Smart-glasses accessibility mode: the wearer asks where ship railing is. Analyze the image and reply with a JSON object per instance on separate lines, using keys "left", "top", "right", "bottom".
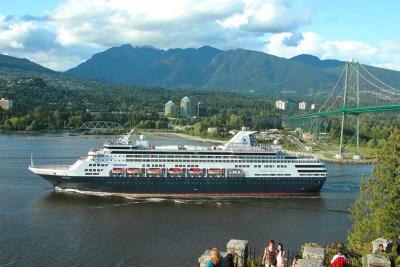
{"left": 224, "top": 144, "right": 281, "bottom": 153}
{"left": 104, "top": 140, "right": 137, "bottom": 146}
{"left": 31, "top": 165, "right": 70, "bottom": 170}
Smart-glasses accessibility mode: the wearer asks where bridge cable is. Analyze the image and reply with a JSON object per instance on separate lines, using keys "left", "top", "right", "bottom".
{"left": 319, "top": 65, "right": 346, "bottom": 112}
{"left": 359, "top": 63, "right": 400, "bottom": 93}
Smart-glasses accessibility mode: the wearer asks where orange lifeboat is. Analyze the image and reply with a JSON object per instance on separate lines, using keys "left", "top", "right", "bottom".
{"left": 189, "top": 167, "right": 203, "bottom": 174}
{"left": 208, "top": 168, "right": 222, "bottom": 174}
{"left": 127, "top": 168, "right": 141, "bottom": 174}
{"left": 112, "top": 168, "right": 125, "bottom": 174}
{"left": 168, "top": 168, "right": 182, "bottom": 174}
{"left": 147, "top": 168, "right": 162, "bottom": 174}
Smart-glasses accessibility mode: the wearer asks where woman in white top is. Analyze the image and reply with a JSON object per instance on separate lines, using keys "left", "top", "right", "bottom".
{"left": 276, "top": 243, "right": 287, "bottom": 267}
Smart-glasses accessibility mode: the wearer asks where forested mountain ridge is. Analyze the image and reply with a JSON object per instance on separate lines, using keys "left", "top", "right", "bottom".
{"left": 2, "top": 45, "right": 400, "bottom": 97}
{"left": 66, "top": 44, "right": 400, "bottom": 95}
{"left": 0, "top": 54, "right": 55, "bottom": 74}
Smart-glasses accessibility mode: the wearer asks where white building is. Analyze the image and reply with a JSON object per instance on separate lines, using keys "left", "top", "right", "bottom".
{"left": 311, "top": 103, "right": 317, "bottom": 110}
{"left": 0, "top": 98, "right": 13, "bottom": 110}
{"left": 275, "top": 100, "right": 295, "bottom": 111}
{"left": 299, "top": 101, "right": 307, "bottom": 110}
{"left": 164, "top": 100, "right": 176, "bottom": 116}
{"left": 275, "top": 100, "right": 285, "bottom": 110}
{"left": 180, "top": 96, "right": 192, "bottom": 117}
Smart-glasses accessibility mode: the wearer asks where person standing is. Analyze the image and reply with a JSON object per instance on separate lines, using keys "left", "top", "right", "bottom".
{"left": 330, "top": 248, "right": 347, "bottom": 267}
{"left": 276, "top": 243, "right": 287, "bottom": 267}
{"left": 263, "top": 240, "right": 277, "bottom": 267}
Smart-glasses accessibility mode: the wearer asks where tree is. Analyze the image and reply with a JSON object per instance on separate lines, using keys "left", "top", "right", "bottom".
{"left": 348, "top": 129, "right": 400, "bottom": 254}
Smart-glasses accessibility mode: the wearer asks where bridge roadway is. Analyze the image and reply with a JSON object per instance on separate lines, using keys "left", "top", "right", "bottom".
{"left": 284, "top": 104, "right": 400, "bottom": 120}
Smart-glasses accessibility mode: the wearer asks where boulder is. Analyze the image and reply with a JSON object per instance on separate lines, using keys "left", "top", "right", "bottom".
{"left": 226, "top": 239, "right": 248, "bottom": 267}
{"left": 296, "top": 259, "right": 324, "bottom": 267}
{"left": 302, "top": 244, "right": 325, "bottom": 260}
{"left": 365, "top": 254, "right": 391, "bottom": 267}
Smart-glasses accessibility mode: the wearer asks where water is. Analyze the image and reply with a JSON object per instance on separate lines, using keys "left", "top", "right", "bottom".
{"left": 0, "top": 132, "right": 372, "bottom": 267}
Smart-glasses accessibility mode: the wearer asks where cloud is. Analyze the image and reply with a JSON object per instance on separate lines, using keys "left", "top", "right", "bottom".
{"left": 221, "top": 0, "right": 312, "bottom": 33}
{"left": 0, "top": 0, "right": 313, "bottom": 70}
{"left": 49, "top": 0, "right": 245, "bottom": 48}
{"left": 265, "top": 32, "right": 400, "bottom": 70}
{"left": 0, "top": 0, "right": 399, "bottom": 72}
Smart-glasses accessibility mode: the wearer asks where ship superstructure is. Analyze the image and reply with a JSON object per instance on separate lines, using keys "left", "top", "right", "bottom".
{"left": 29, "top": 130, "right": 327, "bottom": 196}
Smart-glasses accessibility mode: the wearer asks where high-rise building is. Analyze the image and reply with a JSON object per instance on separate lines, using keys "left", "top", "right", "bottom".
{"left": 299, "top": 101, "right": 307, "bottom": 110}
{"left": 275, "top": 100, "right": 295, "bottom": 111}
{"left": 197, "top": 102, "right": 207, "bottom": 117}
{"left": 180, "top": 96, "right": 192, "bottom": 117}
{"left": 0, "top": 98, "right": 13, "bottom": 110}
{"left": 164, "top": 100, "right": 176, "bottom": 116}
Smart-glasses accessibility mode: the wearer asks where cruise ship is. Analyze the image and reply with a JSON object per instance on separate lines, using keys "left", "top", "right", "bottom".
{"left": 29, "top": 130, "right": 327, "bottom": 197}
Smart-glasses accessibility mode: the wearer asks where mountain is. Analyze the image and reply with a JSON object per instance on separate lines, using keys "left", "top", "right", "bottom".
{"left": 0, "top": 54, "right": 55, "bottom": 74}
{"left": 290, "top": 54, "right": 344, "bottom": 69}
{"left": 67, "top": 44, "right": 223, "bottom": 87}
{"left": 67, "top": 44, "right": 342, "bottom": 94}
{"left": 204, "top": 49, "right": 335, "bottom": 92}
{"left": 291, "top": 54, "right": 400, "bottom": 89}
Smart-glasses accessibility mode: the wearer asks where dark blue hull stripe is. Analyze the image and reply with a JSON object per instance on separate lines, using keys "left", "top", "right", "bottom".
{"left": 39, "top": 175, "right": 326, "bottom": 195}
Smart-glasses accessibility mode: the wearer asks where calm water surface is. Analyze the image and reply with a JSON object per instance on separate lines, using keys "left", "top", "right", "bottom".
{"left": 0, "top": 133, "right": 372, "bottom": 267}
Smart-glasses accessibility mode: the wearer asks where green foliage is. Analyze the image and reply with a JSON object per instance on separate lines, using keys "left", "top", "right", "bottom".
{"left": 348, "top": 129, "right": 400, "bottom": 255}
{"left": 395, "top": 256, "right": 400, "bottom": 266}
{"left": 0, "top": 75, "right": 281, "bottom": 132}
{"left": 247, "top": 256, "right": 263, "bottom": 267}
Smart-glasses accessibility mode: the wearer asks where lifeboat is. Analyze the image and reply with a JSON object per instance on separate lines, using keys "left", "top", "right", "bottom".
{"left": 168, "top": 168, "right": 182, "bottom": 174}
{"left": 112, "top": 168, "right": 125, "bottom": 174}
{"left": 147, "top": 168, "right": 162, "bottom": 174}
{"left": 208, "top": 168, "right": 222, "bottom": 174}
{"left": 189, "top": 167, "right": 203, "bottom": 174}
{"left": 127, "top": 168, "right": 141, "bottom": 174}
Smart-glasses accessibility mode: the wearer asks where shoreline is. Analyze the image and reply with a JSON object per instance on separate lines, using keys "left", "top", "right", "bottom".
{"left": 284, "top": 149, "right": 375, "bottom": 165}
{"left": 0, "top": 130, "right": 375, "bottom": 164}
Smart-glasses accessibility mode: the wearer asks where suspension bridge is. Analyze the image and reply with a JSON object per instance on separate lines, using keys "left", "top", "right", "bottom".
{"left": 283, "top": 60, "right": 400, "bottom": 159}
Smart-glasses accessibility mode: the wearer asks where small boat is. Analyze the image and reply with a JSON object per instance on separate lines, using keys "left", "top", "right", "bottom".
{"left": 208, "top": 168, "right": 222, "bottom": 174}
{"left": 168, "top": 168, "right": 182, "bottom": 174}
{"left": 112, "top": 168, "right": 125, "bottom": 174}
{"left": 189, "top": 167, "right": 203, "bottom": 174}
{"left": 147, "top": 168, "right": 162, "bottom": 174}
{"left": 127, "top": 168, "right": 141, "bottom": 174}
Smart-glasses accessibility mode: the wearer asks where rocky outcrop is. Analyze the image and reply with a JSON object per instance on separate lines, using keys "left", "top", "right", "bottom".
{"left": 297, "top": 244, "right": 325, "bottom": 267}
{"left": 365, "top": 254, "right": 391, "bottom": 267}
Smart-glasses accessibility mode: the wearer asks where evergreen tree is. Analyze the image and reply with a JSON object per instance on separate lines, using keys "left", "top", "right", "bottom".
{"left": 348, "top": 129, "right": 400, "bottom": 254}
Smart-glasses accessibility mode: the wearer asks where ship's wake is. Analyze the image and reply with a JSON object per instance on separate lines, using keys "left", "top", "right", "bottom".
{"left": 54, "top": 187, "right": 323, "bottom": 204}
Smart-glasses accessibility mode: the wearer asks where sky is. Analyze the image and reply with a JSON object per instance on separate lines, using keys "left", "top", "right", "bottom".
{"left": 0, "top": 0, "right": 399, "bottom": 71}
